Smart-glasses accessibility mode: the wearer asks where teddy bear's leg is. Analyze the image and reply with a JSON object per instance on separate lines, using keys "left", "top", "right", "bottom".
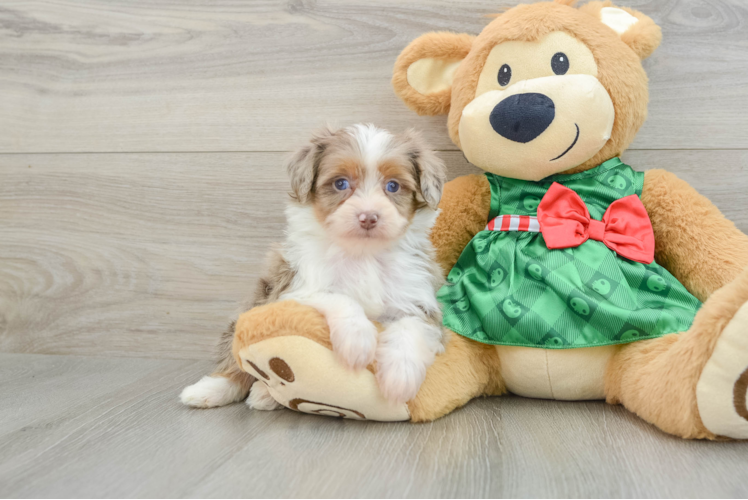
{"left": 605, "top": 269, "right": 748, "bottom": 439}
{"left": 233, "top": 301, "right": 502, "bottom": 421}
{"left": 233, "top": 300, "right": 411, "bottom": 421}
{"left": 407, "top": 331, "right": 505, "bottom": 422}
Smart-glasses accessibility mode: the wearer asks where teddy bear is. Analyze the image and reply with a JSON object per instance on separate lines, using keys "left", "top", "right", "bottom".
{"left": 230, "top": 0, "right": 748, "bottom": 439}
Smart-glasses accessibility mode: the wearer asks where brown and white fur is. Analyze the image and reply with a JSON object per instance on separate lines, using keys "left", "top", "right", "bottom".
{"left": 180, "top": 124, "right": 447, "bottom": 409}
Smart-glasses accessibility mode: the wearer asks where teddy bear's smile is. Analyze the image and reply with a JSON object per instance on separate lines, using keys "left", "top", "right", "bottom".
{"left": 550, "top": 123, "right": 579, "bottom": 161}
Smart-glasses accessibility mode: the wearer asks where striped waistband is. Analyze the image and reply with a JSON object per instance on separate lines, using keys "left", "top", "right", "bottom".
{"left": 485, "top": 215, "right": 540, "bottom": 232}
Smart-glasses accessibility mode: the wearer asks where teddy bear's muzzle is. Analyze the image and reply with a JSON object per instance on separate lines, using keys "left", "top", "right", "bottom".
{"left": 459, "top": 74, "right": 615, "bottom": 181}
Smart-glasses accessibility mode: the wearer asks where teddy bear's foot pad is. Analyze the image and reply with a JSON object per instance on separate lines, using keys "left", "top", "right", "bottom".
{"left": 237, "top": 335, "right": 410, "bottom": 421}
{"left": 697, "top": 301, "right": 748, "bottom": 439}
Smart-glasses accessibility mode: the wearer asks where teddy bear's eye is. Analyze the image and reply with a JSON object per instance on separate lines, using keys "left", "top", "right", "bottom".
{"left": 551, "top": 52, "right": 569, "bottom": 75}
{"left": 497, "top": 64, "right": 511, "bottom": 86}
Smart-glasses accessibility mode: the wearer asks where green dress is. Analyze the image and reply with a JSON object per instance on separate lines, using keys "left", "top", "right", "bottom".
{"left": 437, "top": 158, "right": 701, "bottom": 348}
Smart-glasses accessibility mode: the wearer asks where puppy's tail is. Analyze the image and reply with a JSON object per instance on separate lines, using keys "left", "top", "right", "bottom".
{"left": 180, "top": 321, "right": 255, "bottom": 408}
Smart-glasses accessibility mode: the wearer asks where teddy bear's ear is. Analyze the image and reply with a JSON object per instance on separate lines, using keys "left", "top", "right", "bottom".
{"left": 392, "top": 32, "right": 475, "bottom": 116}
{"left": 582, "top": 3, "right": 662, "bottom": 60}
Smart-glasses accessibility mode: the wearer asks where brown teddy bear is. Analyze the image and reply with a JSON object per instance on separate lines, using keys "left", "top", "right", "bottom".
{"left": 228, "top": 0, "right": 748, "bottom": 439}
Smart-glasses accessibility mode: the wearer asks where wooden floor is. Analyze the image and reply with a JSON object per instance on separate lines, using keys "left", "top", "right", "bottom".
{"left": 1, "top": 0, "right": 746, "bottom": 497}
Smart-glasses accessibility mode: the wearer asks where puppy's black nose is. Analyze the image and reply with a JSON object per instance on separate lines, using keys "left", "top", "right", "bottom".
{"left": 489, "top": 93, "right": 555, "bottom": 143}
{"left": 358, "top": 212, "right": 379, "bottom": 230}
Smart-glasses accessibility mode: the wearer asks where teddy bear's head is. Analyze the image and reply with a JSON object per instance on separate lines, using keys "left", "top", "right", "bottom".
{"left": 393, "top": 0, "right": 661, "bottom": 181}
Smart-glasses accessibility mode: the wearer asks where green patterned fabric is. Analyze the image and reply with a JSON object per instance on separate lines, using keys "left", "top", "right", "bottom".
{"left": 437, "top": 158, "right": 701, "bottom": 348}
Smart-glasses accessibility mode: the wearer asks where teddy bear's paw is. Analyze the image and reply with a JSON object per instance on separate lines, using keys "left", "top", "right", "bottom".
{"left": 246, "top": 381, "right": 282, "bottom": 411}
{"left": 328, "top": 315, "right": 378, "bottom": 371}
{"left": 237, "top": 335, "right": 409, "bottom": 421}
{"left": 696, "top": 301, "right": 748, "bottom": 439}
{"left": 179, "top": 375, "right": 246, "bottom": 408}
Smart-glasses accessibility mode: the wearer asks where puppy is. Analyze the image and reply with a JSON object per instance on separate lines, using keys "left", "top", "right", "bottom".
{"left": 181, "top": 124, "right": 447, "bottom": 409}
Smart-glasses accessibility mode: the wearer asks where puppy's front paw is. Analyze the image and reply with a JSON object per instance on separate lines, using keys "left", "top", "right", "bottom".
{"left": 247, "top": 382, "right": 282, "bottom": 411}
{"left": 329, "top": 316, "right": 378, "bottom": 370}
{"left": 375, "top": 353, "right": 427, "bottom": 404}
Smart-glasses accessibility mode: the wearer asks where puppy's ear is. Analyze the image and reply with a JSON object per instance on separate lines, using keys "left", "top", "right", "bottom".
{"left": 401, "top": 129, "right": 447, "bottom": 210}
{"left": 285, "top": 126, "right": 336, "bottom": 203}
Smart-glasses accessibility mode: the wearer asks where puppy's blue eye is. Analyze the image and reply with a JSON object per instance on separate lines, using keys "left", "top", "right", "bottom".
{"left": 334, "top": 179, "right": 349, "bottom": 191}
{"left": 386, "top": 181, "right": 400, "bottom": 193}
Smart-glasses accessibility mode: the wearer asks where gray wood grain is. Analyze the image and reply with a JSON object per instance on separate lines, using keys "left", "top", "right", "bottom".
{"left": 0, "top": 353, "right": 282, "bottom": 498}
{"left": 1, "top": 150, "right": 745, "bottom": 360}
{"left": 0, "top": 0, "right": 746, "bottom": 153}
{"left": 0, "top": 353, "right": 746, "bottom": 498}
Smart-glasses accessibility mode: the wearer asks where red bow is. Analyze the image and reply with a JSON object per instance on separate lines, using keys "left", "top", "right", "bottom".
{"left": 537, "top": 182, "right": 655, "bottom": 264}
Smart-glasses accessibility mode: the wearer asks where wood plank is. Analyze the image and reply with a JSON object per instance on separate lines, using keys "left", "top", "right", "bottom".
{"left": 1, "top": 150, "right": 745, "bottom": 359}
{"left": 0, "top": 353, "right": 746, "bottom": 498}
{"left": 0, "top": 152, "right": 290, "bottom": 360}
{"left": 0, "top": 353, "right": 286, "bottom": 498}
{"left": 194, "top": 397, "right": 748, "bottom": 498}
{"left": 0, "top": 0, "right": 746, "bottom": 153}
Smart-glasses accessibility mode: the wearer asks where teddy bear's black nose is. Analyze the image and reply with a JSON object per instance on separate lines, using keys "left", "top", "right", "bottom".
{"left": 489, "top": 93, "right": 555, "bottom": 143}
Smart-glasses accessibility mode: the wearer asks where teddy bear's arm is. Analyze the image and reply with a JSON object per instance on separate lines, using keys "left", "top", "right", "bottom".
{"left": 641, "top": 169, "right": 748, "bottom": 301}
{"left": 430, "top": 174, "right": 492, "bottom": 275}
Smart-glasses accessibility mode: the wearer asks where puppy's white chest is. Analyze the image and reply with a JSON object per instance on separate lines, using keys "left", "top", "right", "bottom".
{"left": 330, "top": 258, "right": 389, "bottom": 318}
